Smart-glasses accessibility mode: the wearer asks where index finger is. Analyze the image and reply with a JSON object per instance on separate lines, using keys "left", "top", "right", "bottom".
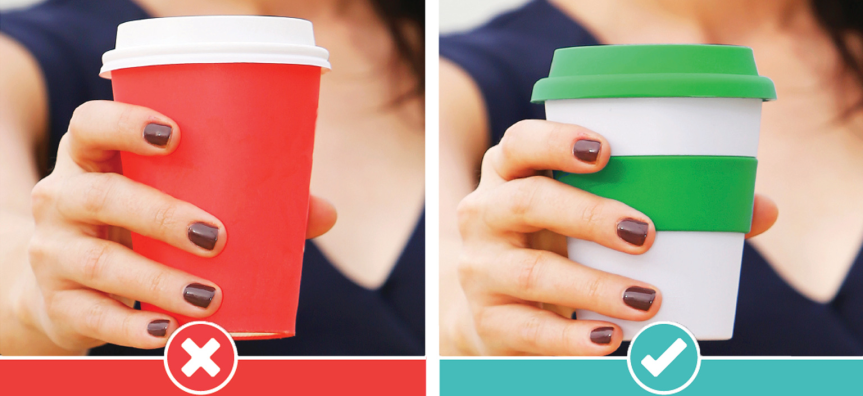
{"left": 482, "top": 120, "right": 610, "bottom": 184}
{"left": 65, "top": 100, "right": 180, "bottom": 170}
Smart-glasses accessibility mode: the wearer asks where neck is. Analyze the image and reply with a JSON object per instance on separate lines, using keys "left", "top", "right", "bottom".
{"left": 134, "top": 0, "right": 419, "bottom": 110}
{"left": 133, "top": 0, "right": 389, "bottom": 71}
{"left": 554, "top": 0, "right": 817, "bottom": 44}
{"left": 221, "top": 0, "right": 357, "bottom": 21}
{"left": 136, "top": 0, "right": 365, "bottom": 21}
{"left": 636, "top": 0, "right": 810, "bottom": 32}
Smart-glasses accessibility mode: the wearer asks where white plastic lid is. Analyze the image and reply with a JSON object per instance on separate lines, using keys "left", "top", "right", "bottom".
{"left": 100, "top": 15, "right": 330, "bottom": 78}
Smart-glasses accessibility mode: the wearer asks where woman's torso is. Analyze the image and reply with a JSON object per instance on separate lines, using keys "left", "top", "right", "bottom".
{"left": 551, "top": 0, "right": 863, "bottom": 307}
{"left": 0, "top": 0, "right": 424, "bottom": 355}
{"left": 440, "top": 0, "right": 863, "bottom": 355}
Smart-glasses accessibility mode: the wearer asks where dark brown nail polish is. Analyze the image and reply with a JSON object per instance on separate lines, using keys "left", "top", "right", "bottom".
{"left": 184, "top": 283, "right": 216, "bottom": 309}
{"left": 573, "top": 139, "right": 601, "bottom": 163}
{"left": 143, "top": 123, "right": 172, "bottom": 147}
{"left": 590, "top": 326, "right": 614, "bottom": 345}
{"left": 617, "top": 219, "right": 649, "bottom": 246}
{"left": 147, "top": 319, "right": 169, "bottom": 337}
{"left": 188, "top": 223, "right": 218, "bottom": 250}
{"left": 624, "top": 286, "right": 656, "bottom": 311}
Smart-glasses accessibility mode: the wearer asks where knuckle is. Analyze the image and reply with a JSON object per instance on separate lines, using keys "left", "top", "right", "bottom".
{"left": 446, "top": 313, "right": 473, "bottom": 355}
{"left": 456, "top": 193, "right": 482, "bottom": 233}
{"left": 42, "top": 290, "right": 62, "bottom": 321}
{"left": 560, "top": 322, "right": 581, "bottom": 354}
{"left": 144, "top": 269, "right": 171, "bottom": 298}
{"left": 498, "top": 134, "right": 516, "bottom": 161}
{"left": 120, "top": 313, "right": 137, "bottom": 340}
{"left": 578, "top": 199, "right": 604, "bottom": 231}
{"left": 68, "top": 102, "right": 96, "bottom": 137}
{"left": 515, "top": 250, "right": 546, "bottom": 295}
{"left": 82, "top": 174, "right": 119, "bottom": 216}
{"left": 56, "top": 133, "right": 74, "bottom": 155}
{"left": 30, "top": 179, "right": 56, "bottom": 216}
{"left": 503, "top": 120, "right": 533, "bottom": 141}
{"left": 79, "top": 242, "right": 111, "bottom": 284}
{"left": 53, "top": 333, "right": 91, "bottom": 352}
{"left": 82, "top": 300, "right": 109, "bottom": 335}
{"left": 518, "top": 313, "right": 545, "bottom": 349}
{"left": 456, "top": 251, "right": 480, "bottom": 288}
{"left": 497, "top": 120, "right": 535, "bottom": 162}
{"left": 479, "top": 145, "right": 499, "bottom": 173}
{"left": 546, "top": 124, "right": 569, "bottom": 154}
{"left": 151, "top": 201, "right": 180, "bottom": 233}
{"left": 582, "top": 274, "right": 605, "bottom": 305}
{"left": 116, "top": 104, "right": 140, "bottom": 135}
{"left": 508, "top": 177, "right": 542, "bottom": 221}
{"left": 45, "top": 332, "right": 77, "bottom": 352}
{"left": 472, "top": 307, "right": 494, "bottom": 340}
{"left": 27, "top": 235, "right": 49, "bottom": 273}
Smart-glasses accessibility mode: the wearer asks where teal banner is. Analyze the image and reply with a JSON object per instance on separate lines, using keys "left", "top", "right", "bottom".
{"left": 441, "top": 359, "right": 863, "bottom": 395}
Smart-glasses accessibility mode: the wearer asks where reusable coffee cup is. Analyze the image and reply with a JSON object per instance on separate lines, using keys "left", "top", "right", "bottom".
{"left": 531, "top": 45, "right": 776, "bottom": 340}
{"left": 100, "top": 16, "right": 330, "bottom": 339}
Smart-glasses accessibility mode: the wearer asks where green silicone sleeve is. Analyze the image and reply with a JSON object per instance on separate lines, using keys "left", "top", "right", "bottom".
{"left": 554, "top": 156, "right": 757, "bottom": 233}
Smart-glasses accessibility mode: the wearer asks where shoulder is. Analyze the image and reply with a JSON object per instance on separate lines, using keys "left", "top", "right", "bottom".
{"left": 1, "top": 0, "right": 150, "bottom": 165}
{"left": 441, "top": 0, "right": 597, "bottom": 85}
{"left": 1, "top": 0, "right": 148, "bottom": 29}
{"left": 440, "top": 0, "right": 599, "bottom": 145}
{"left": 1, "top": 0, "right": 148, "bottom": 62}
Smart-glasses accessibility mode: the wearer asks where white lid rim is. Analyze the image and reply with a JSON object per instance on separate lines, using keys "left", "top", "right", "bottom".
{"left": 116, "top": 14, "right": 315, "bottom": 24}
{"left": 100, "top": 42, "right": 330, "bottom": 78}
{"left": 99, "top": 57, "right": 330, "bottom": 79}
{"left": 104, "top": 42, "right": 330, "bottom": 61}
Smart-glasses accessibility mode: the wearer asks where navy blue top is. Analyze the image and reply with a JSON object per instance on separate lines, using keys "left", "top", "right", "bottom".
{"left": 1, "top": 0, "right": 424, "bottom": 356}
{"left": 441, "top": 0, "right": 863, "bottom": 356}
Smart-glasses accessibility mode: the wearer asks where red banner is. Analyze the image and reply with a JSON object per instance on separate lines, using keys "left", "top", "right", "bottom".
{"left": 0, "top": 359, "right": 425, "bottom": 395}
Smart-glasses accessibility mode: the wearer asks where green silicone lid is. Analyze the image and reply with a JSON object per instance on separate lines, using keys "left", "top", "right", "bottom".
{"left": 531, "top": 44, "right": 776, "bottom": 103}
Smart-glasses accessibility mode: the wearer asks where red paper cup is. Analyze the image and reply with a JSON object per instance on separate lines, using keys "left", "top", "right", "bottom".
{"left": 101, "top": 16, "right": 330, "bottom": 339}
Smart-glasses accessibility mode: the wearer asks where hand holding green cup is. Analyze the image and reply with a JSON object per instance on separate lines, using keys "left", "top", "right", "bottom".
{"left": 532, "top": 45, "right": 776, "bottom": 340}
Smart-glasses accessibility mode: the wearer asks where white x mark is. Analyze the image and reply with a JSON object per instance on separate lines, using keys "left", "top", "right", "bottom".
{"left": 181, "top": 338, "right": 221, "bottom": 378}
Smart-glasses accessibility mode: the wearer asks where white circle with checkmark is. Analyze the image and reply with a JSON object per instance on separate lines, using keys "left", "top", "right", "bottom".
{"left": 627, "top": 321, "right": 701, "bottom": 395}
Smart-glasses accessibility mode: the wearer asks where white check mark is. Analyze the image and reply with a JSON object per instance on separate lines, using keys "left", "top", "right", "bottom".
{"left": 641, "top": 338, "right": 687, "bottom": 377}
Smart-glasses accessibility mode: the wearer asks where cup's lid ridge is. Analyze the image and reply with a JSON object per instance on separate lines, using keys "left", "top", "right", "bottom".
{"left": 531, "top": 44, "right": 776, "bottom": 102}
{"left": 100, "top": 16, "right": 331, "bottom": 78}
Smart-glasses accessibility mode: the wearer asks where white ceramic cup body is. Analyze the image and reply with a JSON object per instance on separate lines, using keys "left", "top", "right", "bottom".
{"left": 545, "top": 97, "right": 763, "bottom": 340}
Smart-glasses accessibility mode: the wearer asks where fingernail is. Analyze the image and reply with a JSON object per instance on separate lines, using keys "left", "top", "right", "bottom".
{"left": 143, "top": 123, "right": 172, "bottom": 147}
{"left": 184, "top": 283, "right": 216, "bottom": 309}
{"left": 624, "top": 286, "right": 656, "bottom": 311}
{"left": 188, "top": 222, "right": 219, "bottom": 250}
{"left": 590, "top": 326, "right": 614, "bottom": 345}
{"left": 573, "top": 139, "right": 601, "bottom": 163}
{"left": 147, "top": 319, "right": 170, "bottom": 337}
{"left": 617, "top": 218, "right": 648, "bottom": 246}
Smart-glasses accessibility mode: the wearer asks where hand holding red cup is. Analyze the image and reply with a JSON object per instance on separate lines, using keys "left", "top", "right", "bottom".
{"left": 100, "top": 16, "right": 332, "bottom": 339}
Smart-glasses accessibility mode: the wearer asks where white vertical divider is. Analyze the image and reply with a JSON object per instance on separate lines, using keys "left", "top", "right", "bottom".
{"left": 426, "top": 1, "right": 441, "bottom": 395}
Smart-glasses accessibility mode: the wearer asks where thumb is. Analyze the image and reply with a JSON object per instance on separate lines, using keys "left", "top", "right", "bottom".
{"left": 745, "top": 194, "right": 778, "bottom": 239}
{"left": 306, "top": 195, "right": 337, "bottom": 239}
